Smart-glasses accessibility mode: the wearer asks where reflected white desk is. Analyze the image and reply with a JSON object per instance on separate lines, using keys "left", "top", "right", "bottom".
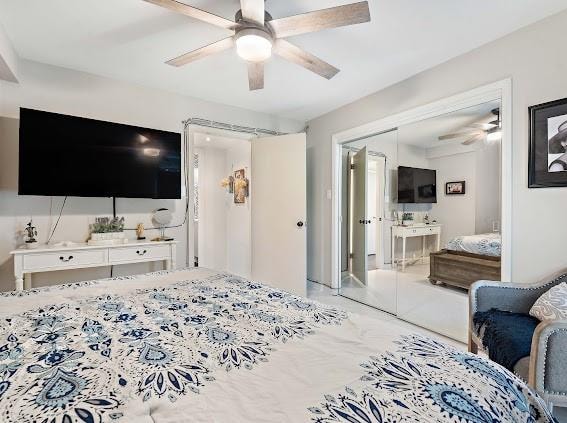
{"left": 391, "top": 224, "right": 441, "bottom": 271}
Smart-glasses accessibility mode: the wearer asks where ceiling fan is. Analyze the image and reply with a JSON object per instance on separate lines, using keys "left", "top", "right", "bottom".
{"left": 143, "top": 0, "right": 371, "bottom": 90}
{"left": 438, "top": 108, "right": 501, "bottom": 145}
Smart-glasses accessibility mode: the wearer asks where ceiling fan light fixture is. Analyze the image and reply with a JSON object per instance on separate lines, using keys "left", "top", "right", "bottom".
{"left": 235, "top": 28, "right": 273, "bottom": 62}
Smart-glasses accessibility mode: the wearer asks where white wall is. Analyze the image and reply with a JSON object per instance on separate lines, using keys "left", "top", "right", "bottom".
{"left": 196, "top": 147, "right": 227, "bottom": 271}
{"left": 0, "top": 60, "right": 302, "bottom": 291}
{"left": 196, "top": 139, "right": 252, "bottom": 278}
{"left": 306, "top": 9, "right": 567, "bottom": 285}
{"left": 225, "top": 141, "right": 252, "bottom": 278}
{"left": 428, "top": 141, "right": 501, "bottom": 247}
{"left": 475, "top": 140, "right": 501, "bottom": 233}
{"left": 428, "top": 152, "right": 476, "bottom": 247}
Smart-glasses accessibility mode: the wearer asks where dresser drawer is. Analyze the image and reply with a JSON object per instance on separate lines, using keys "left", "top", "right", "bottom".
{"left": 109, "top": 245, "right": 170, "bottom": 263}
{"left": 416, "top": 226, "right": 440, "bottom": 236}
{"left": 23, "top": 249, "right": 106, "bottom": 271}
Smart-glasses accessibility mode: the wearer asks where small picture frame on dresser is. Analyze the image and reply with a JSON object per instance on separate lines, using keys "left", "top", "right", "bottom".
{"left": 445, "top": 181, "right": 465, "bottom": 195}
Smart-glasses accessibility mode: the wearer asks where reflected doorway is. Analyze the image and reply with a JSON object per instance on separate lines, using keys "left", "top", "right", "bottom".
{"left": 340, "top": 130, "right": 398, "bottom": 314}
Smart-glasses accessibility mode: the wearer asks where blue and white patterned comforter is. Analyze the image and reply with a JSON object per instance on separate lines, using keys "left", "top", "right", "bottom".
{"left": 0, "top": 268, "right": 552, "bottom": 422}
{"left": 446, "top": 233, "right": 502, "bottom": 257}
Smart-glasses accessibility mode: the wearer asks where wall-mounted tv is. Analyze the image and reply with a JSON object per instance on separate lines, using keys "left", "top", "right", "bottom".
{"left": 19, "top": 108, "right": 182, "bottom": 199}
{"left": 397, "top": 166, "right": 437, "bottom": 203}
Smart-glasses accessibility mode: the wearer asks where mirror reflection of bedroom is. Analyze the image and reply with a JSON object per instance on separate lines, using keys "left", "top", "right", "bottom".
{"left": 339, "top": 100, "right": 502, "bottom": 340}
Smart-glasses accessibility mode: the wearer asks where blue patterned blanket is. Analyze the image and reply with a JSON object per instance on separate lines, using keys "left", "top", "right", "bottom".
{"left": 0, "top": 268, "right": 554, "bottom": 422}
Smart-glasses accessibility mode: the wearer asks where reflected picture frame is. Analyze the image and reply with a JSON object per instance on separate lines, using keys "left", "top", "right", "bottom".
{"left": 445, "top": 181, "right": 465, "bottom": 195}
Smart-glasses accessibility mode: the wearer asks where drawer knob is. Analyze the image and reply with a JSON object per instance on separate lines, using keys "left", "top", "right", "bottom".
{"left": 59, "top": 255, "right": 74, "bottom": 262}
{"left": 136, "top": 250, "right": 148, "bottom": 256}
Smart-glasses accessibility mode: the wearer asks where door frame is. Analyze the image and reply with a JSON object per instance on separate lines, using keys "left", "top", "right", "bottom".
{"left": 330, "top": 79, "right": 513, "bottom": 289}
{"left": 185, "top": 124, "right": 256, "bottom": 272}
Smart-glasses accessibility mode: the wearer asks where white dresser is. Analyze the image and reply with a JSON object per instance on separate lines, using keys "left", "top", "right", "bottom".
{"left": 10, "top": 241, "right": 177, "bottom": 291}
{"left": 391, "top": 224, "right": 441, "bottom": 270}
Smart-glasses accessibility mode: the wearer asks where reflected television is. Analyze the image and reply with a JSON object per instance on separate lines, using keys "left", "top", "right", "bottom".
{"left": 397, "top": 166, "right": 437, "bottom": 203}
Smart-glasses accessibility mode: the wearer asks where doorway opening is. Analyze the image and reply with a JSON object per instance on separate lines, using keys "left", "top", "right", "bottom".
{"left": 186, "top": 124, "right": 308, "bottom": 296}
{"left": 190, "top": 130, "right": 253, "bottom": 278}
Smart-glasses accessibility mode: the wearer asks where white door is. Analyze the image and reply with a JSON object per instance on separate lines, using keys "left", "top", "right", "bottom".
{"left": 375, "top": 157, "right": 386, "bottom": 269}
{"left": 251, "top": 133, "right": 306, "bottom": 296}
{"left": 351, "top": 147, "right": 368, "bottom": 285}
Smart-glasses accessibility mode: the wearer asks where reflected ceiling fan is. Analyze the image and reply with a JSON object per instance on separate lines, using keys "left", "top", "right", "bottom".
{"left": 143, "top": 0, "right": 371, "bottom": 90}
{"left": 438, "top": 108, "right": 501, "bottom": 145}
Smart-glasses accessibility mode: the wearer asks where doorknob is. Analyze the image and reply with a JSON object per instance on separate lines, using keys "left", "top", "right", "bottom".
{"left": 297, "top": 221, "right": 304, "bottom": 228}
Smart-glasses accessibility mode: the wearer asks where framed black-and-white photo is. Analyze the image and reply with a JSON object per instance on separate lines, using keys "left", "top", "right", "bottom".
{"left": 529, "top": 97, "right": 567, "bottom": 187}
{"left": 445, "top": 181, "right": 465, "bottom": 195}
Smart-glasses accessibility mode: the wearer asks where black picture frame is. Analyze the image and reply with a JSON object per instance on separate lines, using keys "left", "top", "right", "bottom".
{"left": 528, "top": 97, "right": 567, "bottom": 188}
{"left": 445, "top": 181, "right": 465, "bottom": 195}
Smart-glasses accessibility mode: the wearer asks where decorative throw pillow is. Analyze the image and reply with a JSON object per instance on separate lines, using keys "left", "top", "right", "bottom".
{"left": 529, "top": 282, "right": 567, "bottom": 321}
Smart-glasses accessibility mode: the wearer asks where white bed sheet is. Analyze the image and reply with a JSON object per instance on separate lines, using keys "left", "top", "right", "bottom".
{"left": 0, "top": 268, "right": 551, "bottom": 422}
{"left": 446, "top": 232, "right": 502, "bottom": 257}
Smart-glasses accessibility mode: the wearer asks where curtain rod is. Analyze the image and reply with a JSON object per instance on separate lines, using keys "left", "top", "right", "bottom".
{"left": 343, "top": 145, "right": 387, "bottom": 158}
{"left": 341, "top": 127, "right": 398, "bottom": 145}
{"left": 183, "top": 117, "right": 287, "bottom": 136}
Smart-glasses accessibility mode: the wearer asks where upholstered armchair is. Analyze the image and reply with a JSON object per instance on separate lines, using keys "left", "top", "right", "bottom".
{"left": 469, "top": 270, "right": 567, "bottom": 410}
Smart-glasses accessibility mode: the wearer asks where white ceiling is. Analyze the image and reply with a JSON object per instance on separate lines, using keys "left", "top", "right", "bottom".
{"left": 1, "top": 1, "right": 565, "bottom": 121}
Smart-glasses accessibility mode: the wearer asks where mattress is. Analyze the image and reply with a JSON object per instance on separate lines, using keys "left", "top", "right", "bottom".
{"left": 0, "top": 268, "right": 551, "bottom": 422}
{"left": 446, "top": 232, "right": 502, "bottom": 257}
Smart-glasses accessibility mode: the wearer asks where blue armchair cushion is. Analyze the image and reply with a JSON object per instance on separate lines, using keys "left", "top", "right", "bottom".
{"left": 473, "top": 309, "right": 540, "bottom": 371}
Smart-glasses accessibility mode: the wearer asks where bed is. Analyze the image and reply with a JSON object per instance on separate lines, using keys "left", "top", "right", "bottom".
{"left": 446, "top": 233, "right": 501, "bottom": 257}
{"left": 430, "top": 233, "right": 502, "bottom": 290}
{"left": 0, "top": 268, "right": 552, "bottom": 422}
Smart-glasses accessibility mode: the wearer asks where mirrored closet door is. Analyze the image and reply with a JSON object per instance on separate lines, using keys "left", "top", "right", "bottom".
{"left": 338, "top": 99, "right": 503, "bottom": 343}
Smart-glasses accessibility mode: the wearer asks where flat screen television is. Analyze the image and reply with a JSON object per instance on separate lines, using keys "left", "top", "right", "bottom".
{"left": 397, "top": 166, "right": 437, "bottom": 203}
{"left": 18, "top": 108, "right": 182, "bottom": 199}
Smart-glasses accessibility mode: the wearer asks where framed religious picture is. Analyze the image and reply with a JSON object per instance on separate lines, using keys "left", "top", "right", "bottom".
{"left": 445, "top": 181, "right": 465, "bottom": 195}
{"left": 233, "top": 169, "right": 248, "bottom": 204}
{"left": 528, "top": 97, "right": 567, "bottom": 187}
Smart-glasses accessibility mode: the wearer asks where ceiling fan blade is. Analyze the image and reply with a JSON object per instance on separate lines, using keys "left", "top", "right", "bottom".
{"left": 269, "top": 1, "right": 370, "bottom": 38}
{"left": 274, "top": 39, "right": 339, "bottom": 79}
{"left": 438, "top": 131, "right": 480, "bottom": 141}
{"left": 248, "top": 62, "right": 264, "bottom": 90}
{"left": 462, "top": 134, "right": 484, "bottom": 145}
{"left": 143, "top": 0, "right": 237, "bottom": 30}
{"left": 166, "top": 37, "right": 234, "bottom": 67}
{"left": 240, "top": 0, "right": 265, "bottom": 26}
{"left": 470, "top": 122, "right": 495, "bottom": 130}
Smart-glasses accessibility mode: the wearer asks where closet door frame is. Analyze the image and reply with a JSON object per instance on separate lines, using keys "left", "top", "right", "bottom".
{"left": 330, "top": 79, "right": 512, "bottom": 289}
